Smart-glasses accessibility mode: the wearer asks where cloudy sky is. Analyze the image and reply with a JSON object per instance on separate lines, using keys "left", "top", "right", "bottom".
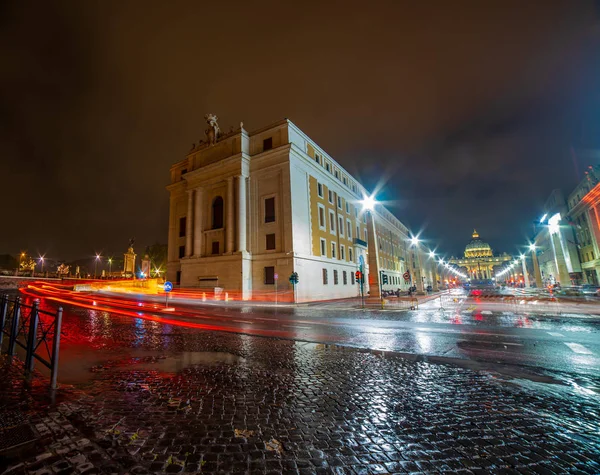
{"left": 1, "top": 0, "right": 599, "bottom": 262}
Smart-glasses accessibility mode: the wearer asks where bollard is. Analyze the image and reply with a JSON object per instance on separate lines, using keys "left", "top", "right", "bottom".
{"left": 8, "top": 297, "right": 21, "bottom": 356}
{"left": 25, "top": 300, "right": 40, "bottom": 374}
{"left": 50, "top": 307, "right": 63, "bottom": 390}
{"left": 0, "top": 294, "right": 7, "bottom": 348}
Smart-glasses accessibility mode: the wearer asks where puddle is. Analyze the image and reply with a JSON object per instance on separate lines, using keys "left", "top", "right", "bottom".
{"left": 131, "top": 351, "right": 246, "bottom": 372}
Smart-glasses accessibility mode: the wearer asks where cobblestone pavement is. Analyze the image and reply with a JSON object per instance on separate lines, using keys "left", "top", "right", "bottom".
{"left": 2, "top": 313, "right": 600, "bottom": 475}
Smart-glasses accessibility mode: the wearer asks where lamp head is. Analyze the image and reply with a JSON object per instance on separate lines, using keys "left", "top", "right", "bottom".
{"left": 360, "top": 195, "right": 376, "bottom": 211}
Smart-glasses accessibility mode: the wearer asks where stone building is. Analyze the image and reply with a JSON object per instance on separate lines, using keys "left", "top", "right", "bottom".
{"left": 566, "top": 166, "right": 600, "bottom": 284}
{"left": 449, "top": 230, "right": 512, "bottom": 280}
{"left": 166, "top": 116, "right": 423, "bottom": 302}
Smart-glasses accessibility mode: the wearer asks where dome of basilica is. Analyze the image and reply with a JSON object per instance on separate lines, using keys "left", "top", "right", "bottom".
{"left": 464, "top": 230, "right": 493, "bottom": 258}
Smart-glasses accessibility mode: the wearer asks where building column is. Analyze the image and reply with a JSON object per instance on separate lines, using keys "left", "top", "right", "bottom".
{"left": 550, "top": 232, "right": 571, "bottom": 286}
{"left": 185, "top": 190, "right": 193, "bottom": 257}
{"left": 237, "top": 175, "right": 247, "bottom": 252}
{"left": 226, "top": 176, "right": 235, "bottom": 253}
{"left": 531, "top": 248, "right": 543, "bottom": 288}
{"left": 193, "top": 187, "right": 203, "bottom": 256}
{"left": 521, "top": 257, "right": 530, "bottom": 287}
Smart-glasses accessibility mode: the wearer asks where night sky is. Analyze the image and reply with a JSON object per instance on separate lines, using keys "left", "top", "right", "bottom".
{"left": 1, "top": 1, "right": 599, "bottom": 263}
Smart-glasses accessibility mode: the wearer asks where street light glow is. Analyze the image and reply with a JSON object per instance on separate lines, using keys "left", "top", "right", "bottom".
{"left": 529, "top": 243, "right": 536, "bottom": 251}
{"left": 520, "top": 254, "right": 525, "bottom": 260}
{"left": 429, "top": 251, "right": 435, "bottom": 258}
{"left": 410, "top": 236, "right": 420, "bottom": 246}
{"left": 360, "top": 195, "right": 376, "bottom": 211}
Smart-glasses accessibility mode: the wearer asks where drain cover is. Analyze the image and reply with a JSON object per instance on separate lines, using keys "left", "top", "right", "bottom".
{"left": 0, "top": 411, "right": 37, "bottom": 454}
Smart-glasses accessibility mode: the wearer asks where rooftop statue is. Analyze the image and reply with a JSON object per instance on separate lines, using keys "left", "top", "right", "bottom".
{"left": 205, "top": 113, "right": 221, "bottom": 146}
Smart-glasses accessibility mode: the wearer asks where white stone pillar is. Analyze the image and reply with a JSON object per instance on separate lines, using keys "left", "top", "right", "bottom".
{"left": 521, "top": 257, "right": 530, "bottom": 287}
{"left": 193, "top": 187, "right": 203, "bottom": 256}
{"left": 226, "top": 176, "right": 235, "bottom": 253}
{"left": 237, "top": 175, "right": 247, "bottom": 252}
{"left": 185, "top": 190, "right": 193, "bottom": 257}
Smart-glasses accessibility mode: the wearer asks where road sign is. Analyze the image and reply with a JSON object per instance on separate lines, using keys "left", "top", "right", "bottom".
{"left": 164, "top": 281, "right": 173, "bottom": 292}
{"left": 274, "top": 273, "right": 279, "bottom": 280}
{"left": 403, "top": 271, "right": 410, "bottom": 282}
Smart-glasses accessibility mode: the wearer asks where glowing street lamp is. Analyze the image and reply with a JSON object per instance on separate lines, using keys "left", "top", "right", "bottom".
{"left": 528, "top": 242, "right": 542, "bottom": 288}
{"left": 360, "top": 195, "right": 376, "bottom": 211}
{"left": 108, "top": 258, "right": 112, "bottom": 277}
{"left": 39, "top": 256, "right": 45, "bottom": 275}
{"left": 94, "top": 254, "right": 101, "bottom": 279}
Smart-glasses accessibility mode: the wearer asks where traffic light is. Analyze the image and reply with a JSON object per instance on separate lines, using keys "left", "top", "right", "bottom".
{"left": 355, "top": 271, "right": 362, "bottom": 282}
{"left": 382, "top": 273, "right": 388, "bottom": 285}
{"left": 289, "top": 272, "right": 299, "bottom": 285}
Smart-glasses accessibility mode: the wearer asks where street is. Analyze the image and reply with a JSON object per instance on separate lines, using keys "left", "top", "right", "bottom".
{"left": 1, "top": 288, "right": 599, "bottom": 474}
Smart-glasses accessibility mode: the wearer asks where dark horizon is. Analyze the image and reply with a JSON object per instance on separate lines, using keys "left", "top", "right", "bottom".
{"left": 1, "top": 0, "right": 599, "bottom": 261}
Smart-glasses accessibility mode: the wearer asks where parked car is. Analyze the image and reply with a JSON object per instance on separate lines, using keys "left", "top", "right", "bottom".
{"left": 581, "top": 284, "right": 600, "bottom": 296}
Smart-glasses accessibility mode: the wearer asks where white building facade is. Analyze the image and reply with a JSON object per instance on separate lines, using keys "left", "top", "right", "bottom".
{"left": 166, "top": 118, "right": 420, "bottom": 302}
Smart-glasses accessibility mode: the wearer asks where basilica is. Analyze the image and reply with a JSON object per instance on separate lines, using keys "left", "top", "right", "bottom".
{"left": 449, "top": 230, "right": 512, "bottom": 280}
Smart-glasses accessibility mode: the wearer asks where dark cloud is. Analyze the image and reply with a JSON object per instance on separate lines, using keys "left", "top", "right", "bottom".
{"left": 1, "top": 0, "right": 599, "bottom": 262}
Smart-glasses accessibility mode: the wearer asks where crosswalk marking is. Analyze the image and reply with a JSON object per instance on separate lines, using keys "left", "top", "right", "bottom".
{"left": 547, "top": 332, "right": 564, "bottom": 337}
{"left": 564, "top": 343, "right": 593, "bottom": 355}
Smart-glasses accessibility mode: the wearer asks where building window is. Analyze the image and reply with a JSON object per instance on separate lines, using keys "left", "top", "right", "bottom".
{"left": 351, "top": 272, "right": 355, "bottom": 285}
{"left": 264, "top": 266, "right": 275, "bottom": 284}
{"left": 318, "top": 183, "right": 323, "bottom": 198}
{"left": 328, "top": 190, "right": 333, "bottom": 204}
{"left": 346, "top": 202, "right": 350, "bottom": 214}
{"left": 318, "top": 205, "right": 326, "bottom": 230}
{"left": 340, "top": 245, "right": 345, "bottom": 260}
{"left": 331, "top": 242, "right": 337, "bottom": 259}
{"left": 338, "top": 216, "right": 344, "bottom": 236}
{"left": 263, "top": 137, "right": 273, "bottom": 151}
{"left": 320, "top": 238, "right": 327, "bottom": 256}
{"left": 266, "top": 233, "right": 276, "bottom": 250}
{"left": 337, "top": 196, "right": 342, "bottom": 209}
{"left": 349, "top": 248, "right": 353, "bottom": 262}
{"left": 323, "top": 268, "right": 328, "bottom": 285}
{"left": 347, "top": 220, "right": 352, "bottom": 240}
{"left": 329, "top": 210, "right": 336, "bottom": 234}
{"left": 343, "top": 271, "right": 347, "bottom": 285}
{"left": 335, "top": 170, "right": 339, "bottom": 179}
{"left": 178, "top": 246, "right": 185, "bottom": 258}
{"left": 211, "top": 241, "right": 220, "bottom": 255}
{"left": 343, "top": 177, "right": 347, "bottom": 186}
{"left": 356, "top": 225, "right": 360, "bottom": 239}
{"left": 212, "top": 196, "right": 224, "bottom": 229}
{"left": 315, "top": 153, "right": 320, "bottom": 164}
{"left": 363, "top": 214, "right": 367, "bottom": 224}
{"left": 333, "top": 269, "right": 339, "bottom": 285}
{"left": 179, "top": 217, "right": 186, "bottom": 237}
{"left": 265, "top": 197, "right": 276, "bottom": 223}
{"left": 325, "top": 162, "right": 330, "bottom": 172}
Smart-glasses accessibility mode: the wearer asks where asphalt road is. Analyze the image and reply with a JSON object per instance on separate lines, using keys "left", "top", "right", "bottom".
{"left": 20, "top": 286, "right": 600, "bottom": 391}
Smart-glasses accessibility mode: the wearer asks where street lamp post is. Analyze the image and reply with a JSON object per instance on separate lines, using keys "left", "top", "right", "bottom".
{"left": 94, "top": 254, "right": 101, "bottom": 279}
{"left": 40, "top": 257, "right": 44, "bottom": 276}
{"left": 410, "top": 236, "right": 424, "bottom": 294}
{"left": 108, "top": 258, "right": 112, "bottom": 278}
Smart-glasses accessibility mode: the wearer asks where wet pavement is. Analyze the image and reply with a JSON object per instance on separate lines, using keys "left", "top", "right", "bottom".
{"left": 0, "top": 291, "right": 599, "bottom": 474}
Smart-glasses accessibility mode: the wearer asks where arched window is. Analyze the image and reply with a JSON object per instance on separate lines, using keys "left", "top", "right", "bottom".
{"left": 212, "top": 196, "right": 224, "bottom": 229}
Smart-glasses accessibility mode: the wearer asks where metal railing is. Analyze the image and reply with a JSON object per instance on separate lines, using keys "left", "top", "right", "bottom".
{"left": 0, "top": 295, "right": 63, "bottom": 389}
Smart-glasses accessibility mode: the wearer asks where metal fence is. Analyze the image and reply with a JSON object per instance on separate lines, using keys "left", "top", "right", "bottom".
{"left": 0, "top": 295, "right": 63, "bottom": 389}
